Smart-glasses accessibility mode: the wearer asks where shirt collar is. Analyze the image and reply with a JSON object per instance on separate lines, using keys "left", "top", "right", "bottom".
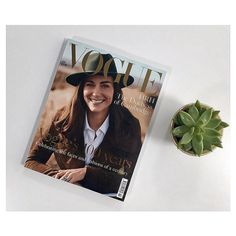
{"left": 84, "top": 113, "right": 109, "bottom": 134}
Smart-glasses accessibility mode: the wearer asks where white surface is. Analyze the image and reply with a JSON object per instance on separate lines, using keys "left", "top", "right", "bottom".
{"left": 6, "top": 26, "right": 230, "bottom": 211}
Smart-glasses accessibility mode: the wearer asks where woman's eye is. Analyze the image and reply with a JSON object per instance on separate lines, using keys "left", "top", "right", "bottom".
{"left": 85, "top": 83, "right": 94, "bottom": 87}
{"left": 101, "top": 84, "right": 110, "bottom": 88}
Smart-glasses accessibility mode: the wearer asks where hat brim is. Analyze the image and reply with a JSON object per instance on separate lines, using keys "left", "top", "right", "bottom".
{"left": 65, "top": 72, "right": 134, "bottom": 88}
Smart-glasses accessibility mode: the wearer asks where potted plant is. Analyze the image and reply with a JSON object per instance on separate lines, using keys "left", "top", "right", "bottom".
{"left": 171, "top": 100, "right": 229, "bottom": 156}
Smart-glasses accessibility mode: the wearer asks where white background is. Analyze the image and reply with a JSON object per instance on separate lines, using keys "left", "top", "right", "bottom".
{"left": 1, "top": 0, "right": 236, "bottom": 236}
{"left": 6, "top": 25, "right": 230, "bottom": 211}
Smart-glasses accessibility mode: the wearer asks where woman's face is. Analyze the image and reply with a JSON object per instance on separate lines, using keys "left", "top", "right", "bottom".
{"left": 83, "top": 75, "right": 114, "bottom": 115}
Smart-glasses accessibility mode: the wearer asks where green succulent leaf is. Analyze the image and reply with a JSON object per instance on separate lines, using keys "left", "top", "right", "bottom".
{"left": 179, "top": 111, "right": 196, "bottom": 127}
{"left": 199, "top": 107, "right": 207, "bottom": 115}
{"left": 177, "top": 115, "right": 184, "bottom": 125}
{"left": 172, "top": 125, "right": 190, "bottom": 137}
{"left": 188, "top": 105, "right": 199, "bottom": 122}
{"left": 204, "top": 135, "right": 222, "bottom": 148}
{"left": 204, "top": 128, "right": 221, "bottom": 137}
{"left": 197, "top": 120, "right": 204, "bottom": 126}
{"left": 173, "top": 114, "right": 184, "bottom": 126}
{"left": 173, "top": 115, "right": 179, "bottom": 126}
{"left": 194, "top": 126, "right": 201, "bottom": 135}
{"left": 177, "top": 143, "right": 182, "bottom": 149}
{"left": 213, "top": 142, "right": 223, "bottom": 148}
{"left": 183, "top": 142, "right": 192, "bottom": 151}
{"left": 203, "top": 138, "right": 213, "bottom": 151}
{"left": 179, "top": 127, "right": 195, "bottom": 145}
{"left": 195, "top": 100, "right": 201, "bottom": 112}
{"left": 216, "top": 122, "right": 229, "bottom": 131}
{"left": 212, "top": 110, "right": 220, "bottom": 118}
{"left": 197, "top": 108, "right": 213, "bottom": 126}
{"left": 216, "top": 125, "right": 223, "bottom": 131}
{"left": 205, "top": 119, "right": 221, "bottom": 129}
{"left": 192, "top": 134, "right": 203, "bottom": 156}
{"left": 220, "top": 121, "right": 229, "bottom": 128}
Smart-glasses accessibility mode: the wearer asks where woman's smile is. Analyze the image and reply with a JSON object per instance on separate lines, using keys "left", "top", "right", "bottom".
{"left": 83, "top": 75, "right": 114, "bottom": 115}
{"left": 89, "top": 97, "right": 106, "bottom": 105}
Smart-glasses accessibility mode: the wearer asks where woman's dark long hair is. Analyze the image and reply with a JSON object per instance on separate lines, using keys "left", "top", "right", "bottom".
{"left": 54, "top": 78, "right": 141, "bottom": 154}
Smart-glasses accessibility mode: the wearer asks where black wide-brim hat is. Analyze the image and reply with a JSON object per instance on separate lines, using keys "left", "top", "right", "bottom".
{"left": 65, "top": 53, "right": 134, "bottom": 88}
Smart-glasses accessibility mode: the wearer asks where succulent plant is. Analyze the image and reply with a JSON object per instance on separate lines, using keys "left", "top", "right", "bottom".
{"left": 171, "top": 100, "right": 229, "bottom": 156}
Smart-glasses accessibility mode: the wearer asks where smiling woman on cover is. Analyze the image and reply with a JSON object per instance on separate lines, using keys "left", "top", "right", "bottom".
{"left": 24, "top": 53, "right": 142, "bottom": 197}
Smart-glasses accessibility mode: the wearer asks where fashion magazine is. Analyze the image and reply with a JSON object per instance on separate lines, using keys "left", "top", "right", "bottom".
{"left": 24, "top": 38, "right": 169, "bottom": 201}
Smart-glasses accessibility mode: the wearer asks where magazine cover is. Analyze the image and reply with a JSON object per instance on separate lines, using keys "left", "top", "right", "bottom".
{"left": 24, "top": 38, "right": 168, "bottom": 201}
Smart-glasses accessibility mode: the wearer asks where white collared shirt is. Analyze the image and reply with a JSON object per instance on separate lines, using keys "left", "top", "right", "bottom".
{"left": 83, "top": 113, "right": 109, "bottom": 165}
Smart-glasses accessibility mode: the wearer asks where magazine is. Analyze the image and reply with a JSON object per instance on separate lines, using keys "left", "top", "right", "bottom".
{"left": 24, "top": 38, "right": 169, "bottom": 201}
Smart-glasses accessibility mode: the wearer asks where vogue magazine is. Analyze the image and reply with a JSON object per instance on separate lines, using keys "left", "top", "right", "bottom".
{"left": 24, "top": 38, "right": 169, "bottom": 201}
